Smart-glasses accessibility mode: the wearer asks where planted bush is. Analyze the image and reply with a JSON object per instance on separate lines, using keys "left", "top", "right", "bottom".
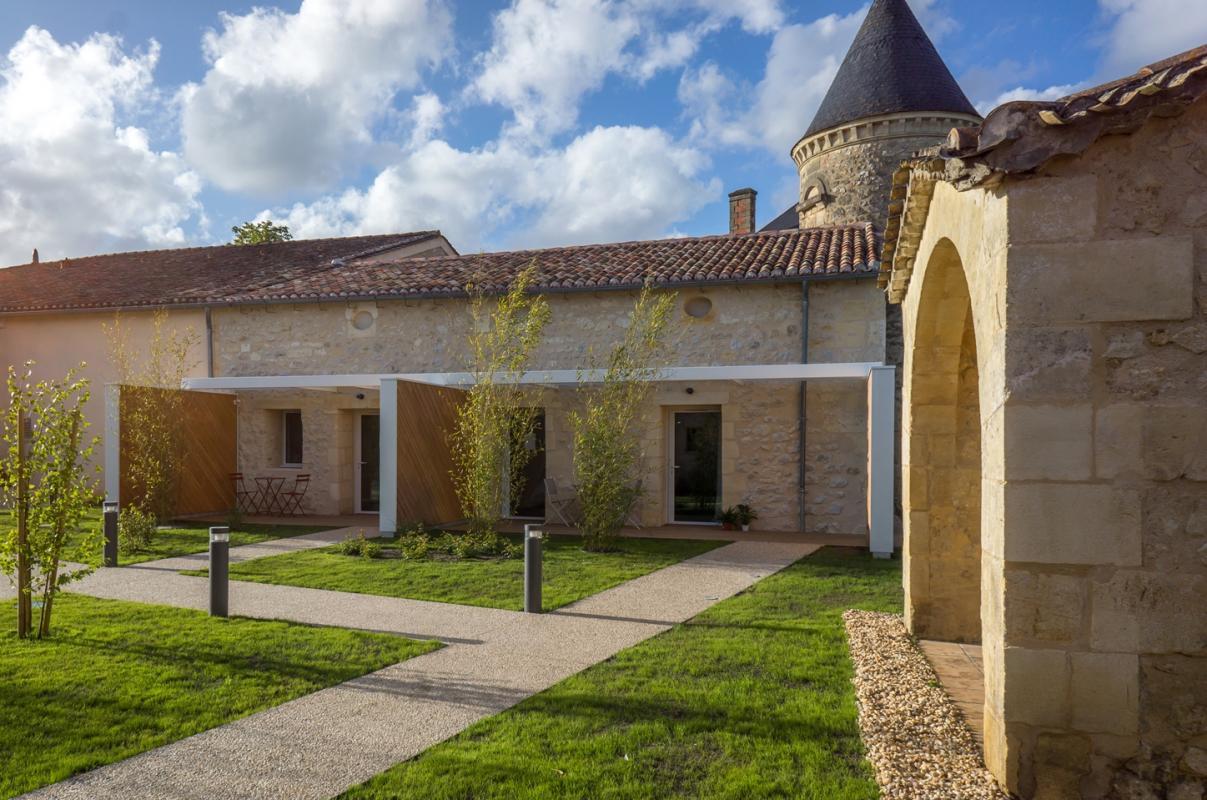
{"left": 337, "top": 532, "right": 382, "bottom": 559}
{"left": 118, "top": 507, "right": 158, "bottom": 552}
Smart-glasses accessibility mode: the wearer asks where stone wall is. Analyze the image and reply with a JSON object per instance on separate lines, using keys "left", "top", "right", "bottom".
{"left": 0, "top": 308, "right": 209, "bottom": 494}
{"left": 214, "top": 281, "right": 885, "bottom": 531}
{"left": 900, "top": 98, "right": 1207, "bottom": 798}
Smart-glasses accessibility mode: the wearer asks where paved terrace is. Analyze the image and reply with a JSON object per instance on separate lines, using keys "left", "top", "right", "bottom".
{"left": 21, "top": 531, "right": 818, "bottom": 800}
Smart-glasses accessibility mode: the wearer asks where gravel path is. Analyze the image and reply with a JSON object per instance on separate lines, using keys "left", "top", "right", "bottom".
{"left": 843, "top": 610, "right": 1008, "bottom": 800}
{"left": 126, "top": 524, "right": 370, "bottom": 572}
{"left": 22, "top": 540, "right": 817, "bottom": 800}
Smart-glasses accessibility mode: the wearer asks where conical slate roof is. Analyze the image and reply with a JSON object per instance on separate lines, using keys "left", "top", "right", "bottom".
{"left": 803, "top": 0, "right": 977, "bottom": 138}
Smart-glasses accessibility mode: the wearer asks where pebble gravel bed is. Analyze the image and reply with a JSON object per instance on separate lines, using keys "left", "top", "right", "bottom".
{"left": 844, "top": 609, "right": 1009, "bottom": 800}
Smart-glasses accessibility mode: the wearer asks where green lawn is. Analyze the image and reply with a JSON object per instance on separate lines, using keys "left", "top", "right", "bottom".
{"left": 342, "top": 548, "right": 902, "bottom": 800}
{"left": 188, "top": 534, "right": 724, "bottom": 611}
{"left": 0, "top": 507, "right": 332, "bottom": 566}
{"left": 0, "top": 593, "right": 439, "bottom": 798}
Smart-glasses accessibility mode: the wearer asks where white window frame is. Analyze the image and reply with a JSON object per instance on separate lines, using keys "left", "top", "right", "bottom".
{"left": 281, "top": 410, "right": 304, "bottom": 468}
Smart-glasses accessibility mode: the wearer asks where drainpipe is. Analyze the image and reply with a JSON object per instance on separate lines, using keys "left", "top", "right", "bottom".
{"left": 798, "top": 281, "right": 810, "bottom": 534}
{"left": 204, "top": 306, "right": 214, "bottom": 378}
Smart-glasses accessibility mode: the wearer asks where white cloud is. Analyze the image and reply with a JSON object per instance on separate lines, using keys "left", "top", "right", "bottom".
{"left": 0, "top": 27, "right": 201, "bottom": 266}
{"left": 472, "top": 0, "right": 638, "bottom": 138}
{"left": 180, "top": 0, "right": 452, "bottom": 195}
{"left": 473, "top": 0, "right": 786, "bottom": 139}
{"left": 680, "top": 10, "right": 864, "bottom": 155}
{"left": 977, "top": 83, "right": 1083, "bottom": 115}
{"left": 271, "top": 125, "right": 717, "bottom": 250}
{"left": 1097, "top": 0, "right": 1207, "bottom": 75}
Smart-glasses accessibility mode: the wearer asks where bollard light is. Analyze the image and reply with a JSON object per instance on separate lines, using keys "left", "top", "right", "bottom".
{"left": 523, "top": 524, "right": 543, "bottom": 614}
{"left": 102, "top": 500, "right": 119, "bottom": 567}
{"left": 209, "top": 526, "right": 230, "bottom": 617}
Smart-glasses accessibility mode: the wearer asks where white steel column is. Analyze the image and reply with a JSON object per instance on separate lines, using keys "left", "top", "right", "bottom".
{"left": 104, "top": 384, "right": 121, "bottom": 504}
{"left": 867, "top": 365, "right": 895, "bottom": 558}
{"left": 379, "top": 379, "right": 399, "bottom": 537}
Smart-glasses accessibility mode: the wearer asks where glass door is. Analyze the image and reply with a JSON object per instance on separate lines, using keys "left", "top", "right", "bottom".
{"left": 510, "top": 411, "right": 546, "bottom": 518}
{"left": 358, "top": 414, "right": 380, "bottom": 513}
{"left": 671, "top": 410, "right": 721, "bottom": 523}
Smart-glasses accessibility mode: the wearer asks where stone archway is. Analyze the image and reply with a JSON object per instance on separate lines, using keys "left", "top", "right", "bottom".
{"left": 903, "top": 238, "right": 982, "bottom": 644}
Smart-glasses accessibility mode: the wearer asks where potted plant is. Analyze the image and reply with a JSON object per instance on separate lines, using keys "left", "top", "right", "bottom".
{"left": 734, "top": 503, "right": 758, "bottom": 532}
{"left": 719, "top": 506, "right": 741, "bottom": 531}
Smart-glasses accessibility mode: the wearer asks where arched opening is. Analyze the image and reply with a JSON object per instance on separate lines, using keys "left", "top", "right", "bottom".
{"left": 904, "top": 238, "right": 982, "bottom": 644}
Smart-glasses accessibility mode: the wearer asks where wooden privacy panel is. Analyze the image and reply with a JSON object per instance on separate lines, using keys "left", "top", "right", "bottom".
{"left": 395, "top": 380, "right": 466, "bottom": 526}
{"left": 119, "top": 386, "right": 236, "bottom": 516}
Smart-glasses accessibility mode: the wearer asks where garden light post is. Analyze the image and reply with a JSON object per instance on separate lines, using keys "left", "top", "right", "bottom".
{"left": 524, "top": 524, "right": 543, "bottom": 614}
{"left": 102, "top": 500, "right": 119, "bottom": 567}
{"left": 209, "top": 526, "right": 230, "bottom": 618}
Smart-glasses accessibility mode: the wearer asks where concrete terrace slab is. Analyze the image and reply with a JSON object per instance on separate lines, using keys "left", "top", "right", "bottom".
{"left": 22, "top": 539, "right": 819, "bottom": 800}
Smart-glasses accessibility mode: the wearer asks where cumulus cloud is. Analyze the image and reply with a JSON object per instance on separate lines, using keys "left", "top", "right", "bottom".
{"left": 472, "top": 0, "right": 786, "bottom": 138}
{"left": 680, "top": 9, "right": 864, "bottom": 155}
{"left": 1097, "top": 0, "right": 1207, "bottom": 75}
{"left": 269, "top": 125, "right": 718, "bottom": 250}
{"left": 0, "top": 27, "right": 201, "bottom": 266}
{"left": 180, "top": 0, "right": 451, "bottom": 195}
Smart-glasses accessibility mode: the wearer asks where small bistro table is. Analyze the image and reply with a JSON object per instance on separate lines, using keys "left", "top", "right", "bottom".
{"left": 254, "top": 476, "right": 287, "bottom": 515}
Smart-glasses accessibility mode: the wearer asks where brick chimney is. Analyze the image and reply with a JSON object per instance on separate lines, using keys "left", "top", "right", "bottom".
{"left": 728, "top": 188, "right": 756, "bottom": 235}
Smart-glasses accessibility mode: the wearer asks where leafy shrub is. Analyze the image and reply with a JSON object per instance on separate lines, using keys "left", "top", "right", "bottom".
{"left": 438, "top": 531, "right": 521, "bottom": 560}
{"left": 337, "top": 532, "right": 382, "bottom": 559}
{"left": 118, "top": 506, "right": 158, "bottom": 552}
{"left": 398, "top": 528, "right": 431, "bottom": 560}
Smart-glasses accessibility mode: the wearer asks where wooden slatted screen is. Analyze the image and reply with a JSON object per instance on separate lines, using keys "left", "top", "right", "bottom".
{"left": 395, "top": 380, "right": 466, "bottom": 526}
{"left": 119, "top": 386, "right": 236, "bottom": 516}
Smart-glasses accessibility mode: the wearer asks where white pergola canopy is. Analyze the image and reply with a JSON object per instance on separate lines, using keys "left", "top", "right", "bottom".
{"left": 172, "top": 362, "right": 895, "bottom": 556}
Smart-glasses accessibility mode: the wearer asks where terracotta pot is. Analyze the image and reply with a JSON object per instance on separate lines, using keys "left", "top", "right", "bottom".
{"left": 721, "top": 521, "right": 736, "bottom": 531}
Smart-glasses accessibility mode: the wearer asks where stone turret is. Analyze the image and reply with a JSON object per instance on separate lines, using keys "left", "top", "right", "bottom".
{"left": 791, "top": 0, "right": 981, "bottom": 231}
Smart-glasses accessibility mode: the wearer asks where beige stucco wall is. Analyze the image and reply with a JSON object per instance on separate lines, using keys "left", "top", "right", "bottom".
{"left": 0, "top": 308, "right": 209, "bottom": 491}
{"left": 213, "top": 282, "right": 885, "bottom": 531}
{"left": 901, "top": 99, "right": 1207, "bottom": 797}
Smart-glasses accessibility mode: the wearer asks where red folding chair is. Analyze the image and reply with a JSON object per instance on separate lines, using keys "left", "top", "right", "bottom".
{"left": 280, "top": 473, "right": 311, "bottom": 516}
{"left": 230, "top": 473, "right": 261, "bottom": 513}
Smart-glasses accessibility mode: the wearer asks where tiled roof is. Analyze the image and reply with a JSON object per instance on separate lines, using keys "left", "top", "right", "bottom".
{"left": 880, "top": 44, "right": 1207, "bottom": 301}
{"left": 224, "top": 225, "right": 879, "bottom": 304}
{"left": 933, "top": 44, "right": 1207, "bottom": 188}
{"left": 802, "top": 0, "right": 978, "bottom": 139}
{"left": 0, "top": 232, "right": 442, "bottom": 313}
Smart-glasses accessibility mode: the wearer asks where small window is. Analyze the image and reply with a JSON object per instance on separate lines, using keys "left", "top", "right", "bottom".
{"left": 282, "top": 411, "right": 303, "bottom": 466}
{"left": 684, "top": 296, "right": 713, "bottom": 318}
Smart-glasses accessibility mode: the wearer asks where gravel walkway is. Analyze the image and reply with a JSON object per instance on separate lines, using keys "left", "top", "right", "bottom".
{"left": 126, "top": 524, "right": 370, "bottom": 572}
{"left": 843, "top": 610, "right": 1008, "bottom": 800}
{"left": 22, "top": 540, "right": 817, "bottom": 800}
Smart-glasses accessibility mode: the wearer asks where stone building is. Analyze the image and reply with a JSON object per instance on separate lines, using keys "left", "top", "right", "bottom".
{"left": 883, "top": 45, "right": 1207, "bottom": 799}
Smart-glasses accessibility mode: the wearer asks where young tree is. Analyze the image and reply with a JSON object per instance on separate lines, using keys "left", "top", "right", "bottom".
{"left": 105, "top": 310, "right": 200, "bottom": 522}
{"left": 570, "top": 285, "right": 676, "bottom": 551}
{"left": 231, "top": 220, "right": 292, "bottom": 245}
{"left": 0, "top": 363, "right": 99, "bottom": 638}
{"left": 449, "top": 263, "right": 550, "bottom": 549}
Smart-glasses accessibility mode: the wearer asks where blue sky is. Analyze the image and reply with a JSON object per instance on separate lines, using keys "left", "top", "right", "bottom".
{"left": 0, "top": 0, "right": 1203, "bottom": 264}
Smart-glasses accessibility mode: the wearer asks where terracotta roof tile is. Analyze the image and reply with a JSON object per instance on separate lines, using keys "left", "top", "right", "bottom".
{"left": 0, "top": 232, "right": 441, "bottom": 313}
{"left": 223, "top": 225, "right": 879, "bottom": 305}
{"left": 0, "top": 226, "right": 876, "bottom": 315}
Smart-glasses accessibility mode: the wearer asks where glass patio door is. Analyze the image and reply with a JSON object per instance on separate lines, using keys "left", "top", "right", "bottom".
{"left": 358, "top": 414, "right": 380, "bottom": 513}
{"left": 671, "top": 410, "right": 721, "bottom": 523}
